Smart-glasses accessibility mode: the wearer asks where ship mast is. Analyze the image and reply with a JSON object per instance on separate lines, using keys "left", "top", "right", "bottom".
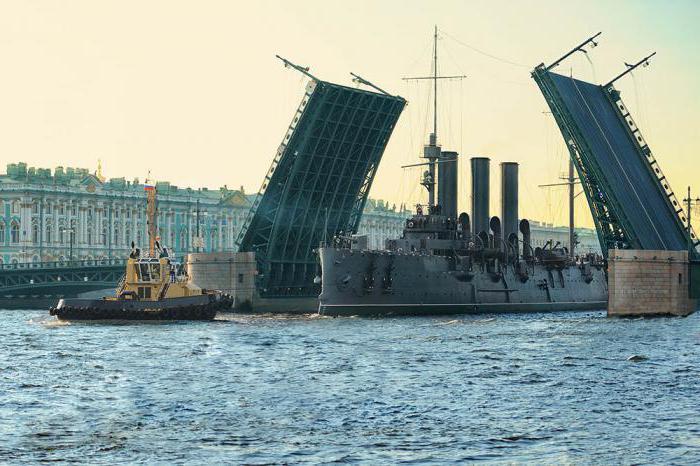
{"left": 432, "top": 25, "right": 438, "bottom": 140}
{"left": 403, "top": 26, "right": 466, "bottom": 209}
{"left": 568, "top": 160, "right": 575, "bottom": 259}
{"left": 145, "top": 175, "right": 158, "bottom": 256}
{"left": 538, "top": 160, "right": 580, "bottom": 259}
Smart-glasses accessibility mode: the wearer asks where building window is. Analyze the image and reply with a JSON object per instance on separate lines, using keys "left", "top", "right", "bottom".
{"left": 101, "top": 228, "right": 107, "bottom": 245}
{"left": 0, "top": 223, "right": 4, "bottom": 243}
{"left": 10, "top": 222, "right": 20, "bottom": 243}
{"left": 59, "top": 205, "right": 64, "bottom": 215}
{"left": 114, "top": 226, "right": 120, "bottom": 246}
{"left": 46, "top": 203, "right": 52, "bottom": 214}
{"left": 46, "top": 225, "right": 52, "bottom": 244}
{"left": 238, "top": 273, "right": 244, "bottom": 284}
{"left": 11, "top": 201, "right": 19, "bottom": 214}
{"left": 87, "top": 228, "right": 93, "bottom": 246}
{"left": 59, "top": 227, "right": 65, "bottom": 244}
{"left": 32, "top": 203, "right": 39, "bottom": 214}
{"left": 71, "top": 206, "right": 76, "bottom": 216}
{"left": 32, "top": 224, "right": 39, "bottom": 243}
{"left": 211, "top": 230, "right": 217, "bottom": 251}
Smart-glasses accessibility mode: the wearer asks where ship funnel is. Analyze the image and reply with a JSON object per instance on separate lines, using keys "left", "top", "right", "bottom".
{"left": 470, "top": 157, "right": 490, "bottom": 236}
{"left": 458, "top": 212, "right": 470, "bottom": 237}
{"left": 500, "top": 162, "right": 519, "bottom": 246}
{"left": 438, "top": 151, "right": 459, "bottom": 220}
{"left": 519, "top": 219, "right": 532, "bottom": 260}
{"left": 490, "top": 216, "right": 502, "bottom": 249}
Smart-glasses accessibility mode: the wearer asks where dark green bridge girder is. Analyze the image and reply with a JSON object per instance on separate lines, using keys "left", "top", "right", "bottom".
{"left": 0, "top": 261, "right": 124, "bottom": 296}
{"left": 532, "top": 66, "right": 698, "bottom": 258}
{"left": 236, "top": 79, "right": 406, "bottom": 297}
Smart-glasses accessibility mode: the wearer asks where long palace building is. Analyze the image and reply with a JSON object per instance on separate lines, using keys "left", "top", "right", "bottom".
{"left": 0, "top": 162, "right": 600, "bottom": 265}
{"left": 0, "top": 162, "right": 411, "bottom": 265}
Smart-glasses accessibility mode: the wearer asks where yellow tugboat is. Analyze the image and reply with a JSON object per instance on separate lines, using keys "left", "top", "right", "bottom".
{"left": 49, "top": 179, "right": 232, "bottom": 321}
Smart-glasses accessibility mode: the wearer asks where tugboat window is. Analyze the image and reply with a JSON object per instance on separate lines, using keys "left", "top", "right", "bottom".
{"left": 139, "top": 263, "right": 151, "bottom": 281}
{"left": 150, "top": 263, "right": 161, "bottom": 281}
{"left": 137, "top": 286, "right": 152, "bottom": 299}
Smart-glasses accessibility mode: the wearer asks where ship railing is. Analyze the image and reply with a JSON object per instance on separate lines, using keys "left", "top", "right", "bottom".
{"left": 158, "top": 281, "right": 170, "bottom": 300}
{"left": 114, "top": 274, "right": 126, "bottom": 295}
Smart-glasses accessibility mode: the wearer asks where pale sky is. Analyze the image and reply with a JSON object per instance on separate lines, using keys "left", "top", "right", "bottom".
{"left": 0, "top": 0, "right": 698, "bottom": 229}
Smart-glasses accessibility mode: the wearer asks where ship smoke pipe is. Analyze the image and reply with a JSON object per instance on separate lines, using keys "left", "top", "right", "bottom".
{"left": 471, "top": 157, "right": 490, "bottom": 236}
{"left": 490, "top": 216, "right": 501, "bottom": 249}
{"left": 520, "top": 219, "right": 532, "bottom": 260}
{"left": 458, "top": 212, "right": 470, "bottom": 238}
{"left": 438, "top": 151, "right": 459, "bottom": 220}
{"left": 500, "top": 162, "right": 519, "bottom": 246}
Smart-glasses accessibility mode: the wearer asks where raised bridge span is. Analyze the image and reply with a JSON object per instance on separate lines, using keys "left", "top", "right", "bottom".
{"left": 235, "top": 61, "right": 406, "bottom": 298}
{"left": 532, "top": 36, "right": 698, "bottom": 258}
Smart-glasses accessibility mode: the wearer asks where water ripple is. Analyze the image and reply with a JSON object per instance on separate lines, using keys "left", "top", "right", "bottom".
{"left": 0, "top": 309, "right": 698, "bottom": 464}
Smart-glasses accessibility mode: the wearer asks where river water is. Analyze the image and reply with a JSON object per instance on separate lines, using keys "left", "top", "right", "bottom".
{"left": 1, "top": 309, "right": 699, "bottom": 464}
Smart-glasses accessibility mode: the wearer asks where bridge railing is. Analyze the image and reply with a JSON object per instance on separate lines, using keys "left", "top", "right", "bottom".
{"left": 0, "top": 258, "right": 127, "bottom": 271}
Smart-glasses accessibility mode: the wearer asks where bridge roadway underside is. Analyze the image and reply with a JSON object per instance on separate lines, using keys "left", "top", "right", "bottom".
{"left": 237, "top": 79, "right": 405, "bottom": 298}
{"left": 0, "top": 263, "right": 123, "bottom": 308}
{"left": 533, "top": 68, "right": 692, "bottom": 255}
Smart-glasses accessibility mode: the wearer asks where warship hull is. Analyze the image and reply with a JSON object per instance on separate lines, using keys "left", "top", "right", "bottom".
{"left": 318, "top": 248, "right": 607, "bottom": 317}
{"left": 49, "top": 293, "right": 232, "bottom": 321}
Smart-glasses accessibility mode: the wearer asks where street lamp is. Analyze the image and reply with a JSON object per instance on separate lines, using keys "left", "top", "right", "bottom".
{"left": 683, "top": 187, "right": 700, "bottom": 256}
{"left": 192, "top": 199, "right": 208, "bottom": 253}
{"left": 60, "top": 227, "right": 75, "bottom": 264}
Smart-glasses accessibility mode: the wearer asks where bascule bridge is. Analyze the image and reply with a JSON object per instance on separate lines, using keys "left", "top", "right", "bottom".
{"left": 235, "top": 57, "right": 406, "bottom": 298}
{"left": 532, "top": 33, "right": 698, "bottom": 259}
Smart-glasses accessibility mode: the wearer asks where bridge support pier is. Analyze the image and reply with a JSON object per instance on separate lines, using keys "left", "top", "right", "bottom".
{"left": 186, "top": 252, "right": 256, "bottom": 311}
{"left": 608, "top": 250, "right": 697, "bottom": 317}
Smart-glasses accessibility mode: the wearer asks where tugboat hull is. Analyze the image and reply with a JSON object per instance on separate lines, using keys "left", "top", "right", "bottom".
{"left": 49, "top": 293, "right": 232, "bottom": 321}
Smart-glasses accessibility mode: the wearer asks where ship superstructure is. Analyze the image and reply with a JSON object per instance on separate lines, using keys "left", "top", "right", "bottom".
{"left": 317, "top": 28, "right": 608, "bottom": 316}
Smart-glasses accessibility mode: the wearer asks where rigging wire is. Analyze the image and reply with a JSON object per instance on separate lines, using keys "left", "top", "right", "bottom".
{"left": 440, "top": 35, "right": 466, "bottom": 150}
{"left": 460, "top": 78, "right": 464, "bottom": 156}
{"left": 630, "top": 71, "right": 652, "bottom": 143}
{"left": 583, "top": 52, "right": 597, "bottom": 84}
{"left": 439, "top": 29, "right": 530, "bottom": 69}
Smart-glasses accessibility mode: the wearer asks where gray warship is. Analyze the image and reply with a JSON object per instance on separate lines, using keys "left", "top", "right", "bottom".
{"left": 317, "top": 155, "right": 608, "bottom": 317}
{"left": 317, "top": 30, "right": 608, "bottom": 317}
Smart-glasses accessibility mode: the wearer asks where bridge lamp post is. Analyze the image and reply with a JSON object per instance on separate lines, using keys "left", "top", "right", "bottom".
{"left": 60, "top": 228, "right": 75, "bottom": 264}
{"left": 192, "top": 202, "right": 207, "bottom": 253}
